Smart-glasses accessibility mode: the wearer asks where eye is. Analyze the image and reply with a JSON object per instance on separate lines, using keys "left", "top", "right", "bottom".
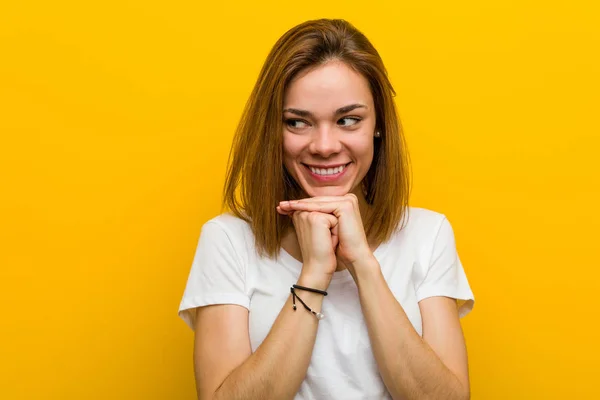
{"left": 337, "top": 117, "right": 362, "bottom": 127}
{"left": 285, "top": 119, "right": 310, "bottom": 129}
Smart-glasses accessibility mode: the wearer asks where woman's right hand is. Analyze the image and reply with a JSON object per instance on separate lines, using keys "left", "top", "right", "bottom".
{"left": 278, "top": 205, "right": 338, "bottom": 285}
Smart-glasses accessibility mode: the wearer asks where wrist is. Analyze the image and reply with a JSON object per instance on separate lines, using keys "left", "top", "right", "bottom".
{"left": 298, "top": 270, "right": 332, "bottom": 292}
{"left": 352, "top": 256, "right": 382, "bottom": 286}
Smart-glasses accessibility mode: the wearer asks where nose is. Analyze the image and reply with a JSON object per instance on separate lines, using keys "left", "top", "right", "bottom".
{"left": 309, "top": 126, "right": 342, "bottom": 158}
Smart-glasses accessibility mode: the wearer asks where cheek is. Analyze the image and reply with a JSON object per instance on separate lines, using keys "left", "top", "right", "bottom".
{"left": 349, "top": 136, "right": 375, "bottom": 162}
{"left": 283, "top": 132, "right": 308, "bottom": 154}
{"left": 282, "top": 134, "right": 303, "bottom": 168}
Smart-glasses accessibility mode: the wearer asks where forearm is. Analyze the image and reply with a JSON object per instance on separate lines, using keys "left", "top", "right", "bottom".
{"left": 213, "top": 273, "right": 327, "bottom": 400}
{"left": 355, "top": 260, "right": 468, "bottom": 400}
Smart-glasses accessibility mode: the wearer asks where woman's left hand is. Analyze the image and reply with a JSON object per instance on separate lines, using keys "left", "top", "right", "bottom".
{"left": 277, "top": 193, "right": 376, "bottom": 274}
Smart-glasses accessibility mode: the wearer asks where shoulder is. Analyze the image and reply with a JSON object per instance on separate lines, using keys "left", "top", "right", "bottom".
{"left": 398, "top": 206, "right": 449, "bottom": 238}
{"left": 204, "top": 212, "right": 252, "bottom": 234}
{"left": 383, "top": 206, "right": 456, "bottom": 254}
{"left": 201, "top": 212, "right": 256, "bottom": 249}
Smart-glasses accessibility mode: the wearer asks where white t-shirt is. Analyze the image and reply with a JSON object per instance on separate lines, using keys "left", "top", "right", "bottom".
{"left": 179, "top": 206, "right": 475, "bottom": 399}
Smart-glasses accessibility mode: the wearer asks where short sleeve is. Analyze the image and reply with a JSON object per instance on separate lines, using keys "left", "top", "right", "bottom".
{"left": 415, "top": 216, "right": 475, "bottom": 318}
{"left": 178, "top": 220, "right": 250, "bottom": 330}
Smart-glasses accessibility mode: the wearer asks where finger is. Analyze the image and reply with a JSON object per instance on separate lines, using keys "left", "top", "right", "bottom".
{"left": 276, "top": 207, "right": 292, "bottom": 215}
{"left": 276, "top": 206, "right": 293, "bottom": 215}
{"left": 280, "top": 201, "right": 343, "bottom": 215}
{"left": 321, "top": 212, "right": 339, "bottom": 230}
{"left": 280, "top": 195, "right": 356, "bottom": 208}
{"left": 331, "top": 221, "right": 339, "bottom": 249}
{"left": 288, "top": 196, "right": 347, "bottom": 203}
{"left": 278, "top": 198, "right": 345, "bottom": 211}
{"left": 319, "top": 212, "right": 339, "bottom": 249}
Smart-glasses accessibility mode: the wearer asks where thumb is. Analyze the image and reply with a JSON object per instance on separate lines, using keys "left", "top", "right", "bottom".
{"left": 322, "top": 213, "right": 339, "bottom": 250}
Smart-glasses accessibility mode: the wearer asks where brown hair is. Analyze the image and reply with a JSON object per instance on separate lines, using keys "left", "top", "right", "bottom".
{"left": 223, "top": 18, "right": 411, "bottom": 257}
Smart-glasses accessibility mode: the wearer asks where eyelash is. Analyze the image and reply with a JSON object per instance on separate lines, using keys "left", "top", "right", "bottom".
{"left": 284, "top": 117, "right": 362, "bottom": 129}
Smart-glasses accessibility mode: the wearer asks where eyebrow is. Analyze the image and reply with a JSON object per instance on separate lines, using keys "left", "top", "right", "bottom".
{"left": 283, "top": 103, "right": 367, "bottom": 118}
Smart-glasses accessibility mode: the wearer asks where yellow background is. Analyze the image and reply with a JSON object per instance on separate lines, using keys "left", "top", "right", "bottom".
{"left": 1, "top": 0, "right": 598, "bottom": 398}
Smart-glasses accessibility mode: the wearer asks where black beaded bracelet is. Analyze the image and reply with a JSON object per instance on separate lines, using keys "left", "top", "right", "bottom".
{"left": 292, "top": 284, "right": 328, "bottom": 296}
{"left": 290, "top": 286, "right": 326, "bottom": 320}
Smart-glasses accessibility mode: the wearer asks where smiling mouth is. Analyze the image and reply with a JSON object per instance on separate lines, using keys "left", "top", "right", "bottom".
{"left": 303, "top": 162, "right": 351, "bottom": 177}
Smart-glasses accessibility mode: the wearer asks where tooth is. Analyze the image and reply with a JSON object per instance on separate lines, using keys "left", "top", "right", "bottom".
{"left": 327, "top": 168, "right": 333, "bottom": 174}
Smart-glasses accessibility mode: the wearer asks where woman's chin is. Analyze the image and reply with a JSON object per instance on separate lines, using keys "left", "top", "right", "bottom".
{"left": 305, "top": 186, "right": 351, "bottom": 198}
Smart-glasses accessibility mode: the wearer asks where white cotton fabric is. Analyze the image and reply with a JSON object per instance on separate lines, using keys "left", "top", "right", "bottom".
{"left": 178, "top": 206, "right": 475, "bottom": 399}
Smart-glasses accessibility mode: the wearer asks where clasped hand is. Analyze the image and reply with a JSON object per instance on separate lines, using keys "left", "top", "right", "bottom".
{"left": 277, "top": 193, "right": 376, "bottom": 278}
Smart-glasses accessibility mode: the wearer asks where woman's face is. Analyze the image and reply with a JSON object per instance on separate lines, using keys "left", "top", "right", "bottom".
{"left": 282, "top": 61, "right": 377, "bottom": 198}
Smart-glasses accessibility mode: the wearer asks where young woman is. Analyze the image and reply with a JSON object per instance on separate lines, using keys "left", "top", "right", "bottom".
{"left": 179, "top": 18, "right": 475, "bottom": 400}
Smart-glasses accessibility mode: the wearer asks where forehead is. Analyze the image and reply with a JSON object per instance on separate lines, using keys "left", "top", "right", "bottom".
{"left": 283, "top": 61, "right": 373, "bottom": 112}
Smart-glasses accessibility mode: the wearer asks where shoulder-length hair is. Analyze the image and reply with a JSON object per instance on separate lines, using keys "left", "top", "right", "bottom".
{"left": 223, "top": 18, "right": 411, "bottom": 258}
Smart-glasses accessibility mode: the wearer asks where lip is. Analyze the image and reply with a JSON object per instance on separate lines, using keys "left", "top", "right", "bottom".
{"left": 303, "top": 162, "right": 351, "bottom": 182}
{"left": 304, "top": 163, "right": 349, "bottom": 169}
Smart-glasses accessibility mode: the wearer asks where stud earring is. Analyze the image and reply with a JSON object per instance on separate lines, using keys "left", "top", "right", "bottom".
{"left": 375, "top": 131, "right": 381, "bottom": 137}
